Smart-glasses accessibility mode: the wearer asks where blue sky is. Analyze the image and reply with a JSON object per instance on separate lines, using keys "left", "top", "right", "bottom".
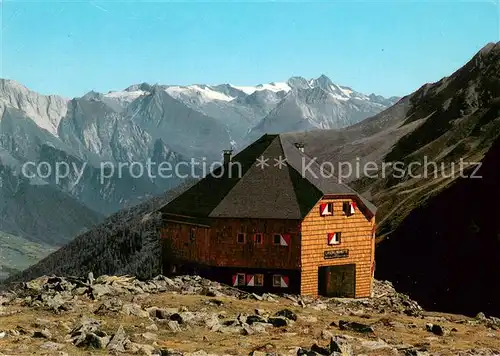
{"left": 1, "top": 1, "right": 498, "bottom": 98}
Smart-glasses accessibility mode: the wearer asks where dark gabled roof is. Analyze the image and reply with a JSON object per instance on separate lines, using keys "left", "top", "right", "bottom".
{"left": 160, "top": 134, "right": 377, "bottom": 219}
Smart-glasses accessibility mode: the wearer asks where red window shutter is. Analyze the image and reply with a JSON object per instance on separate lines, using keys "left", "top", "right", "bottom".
{"left": 281, "top": 234, "right": 291, "bottom": 246}
{"left": 320, "top": 203, "right": 327, "bottom": 216}
{"left": 231, "top": 275, "right": 238, "bottom": 287}
{"left": 281, "top": 276, "right": 289, "bottom": 288}
{"left": 320, "top": 203, "right": 333, "bottom": 216}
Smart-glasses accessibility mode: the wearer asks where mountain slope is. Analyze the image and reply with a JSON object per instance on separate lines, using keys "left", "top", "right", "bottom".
{"left": 247, "top": 75, "right": 399, "bottom": 141}
{"left": 126, "top": 88, "right": 232, "bottom": 160}
{"left": 4, "top": 179, "right": 197, "bottom": 284}
{"left": 376, "top": 132, "right": 500, "bottom": 317}
{"left": 0, "top": 79, "right": 68, "bottom": 136}
{"left": 0, "top": 160, "right": 102, "bottom": 280}
{"left": 0, "top": 163, "right": 102, "bottom": 246}
{"left": 366, "top": 41, "right": 500, "bottom": 233}
{"left": 0, "top": 81, "right": 189, "bottom": 215}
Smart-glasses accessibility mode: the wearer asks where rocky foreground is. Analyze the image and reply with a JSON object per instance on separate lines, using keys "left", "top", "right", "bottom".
{"left": 0, "top": 275, "right": 499, "bottom": 356}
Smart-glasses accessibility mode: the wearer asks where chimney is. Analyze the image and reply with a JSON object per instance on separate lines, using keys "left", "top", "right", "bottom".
{"left": 223, "top": 149, "right": 233, "bottom": 165}
{"left": 294, "top": 143, "right": 305, "bottom": 153}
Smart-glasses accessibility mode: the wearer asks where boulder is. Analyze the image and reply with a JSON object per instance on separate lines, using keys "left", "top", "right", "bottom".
{"left": 321, "top": 329, "right": 334, "bottom": 340}
{"left": 94, "top": 298, "right": 123, "bottom": 315}
{"left": 166, "top": 321, "right": 181, "bottom": 332}
{"left": 146, "top": 323, "right": 159, "bottom": 332}
{"left": 69, "top": 317, "right": 101, "bottom": 336}
{"left": 241, "top": 325, "right": 254, "bottom": 336}
{"left": 45, "top": 294, "right": 69, "bottom": 313}
{"left": 107, "top": 325, "right": 128, "bottom": 353}
{"left": 338, "top": 320, "right": 374, "bottom": 333}
{"left": 137, "top": 343, "right": 156, "bottom": 355}
{"left": 275, "top": 309, "right": 298, "bottom": 321}
{"left": 204, "top": 314, "right": 221, "bottom": 331}
{"left": 329, "top": 336, "right": 354, "bottom": 356}
{"left": 296, "top": 348, "right": 320, "bottom": 355}
{"left": 90, "top": 284, "right": 113, "bottom": 300}
{"left": 122, "top": 303, "right": 149, "bottom": 318}
{"left": 250, "top": 322, "right": 270, "bottom": 334}
{"left": 78, "top": 332, "right": 110, "bottom": 349}
{"left": 425, "top": 323, "right": 448, "bottom": 336}
{"left": 170, "top": 313, "right": 185, "bottom": 324}
{"left": 246, "top": 315, "right": 267, "bottom": 325}
{"left": 268, "top": 317, "right": 288, "bottom": 327}
{"left": 142, "top": 332, "right": 157, "bottom": 341}
{"left": 310, "top": 343, "right": 330, "bottom": 355}
{"left": 33, "top": 328, "right": 52, "bottom": 339}
{"left": 254, "top": 309, "right": 269, "bottom": 317}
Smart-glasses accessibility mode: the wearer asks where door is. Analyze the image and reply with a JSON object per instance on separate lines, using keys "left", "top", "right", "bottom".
{"left": 318, "top": 264, "right": 356, "bottom": 297}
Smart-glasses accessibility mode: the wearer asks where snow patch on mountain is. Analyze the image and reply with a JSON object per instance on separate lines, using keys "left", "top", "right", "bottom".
{"left": 231, "top": 82, "right": 291, "bottom": 95}
{"left": 104, "top": 90, "right": 149, "bottom": 102}
{"left": 165, "top": 85, "right": 235, "bottom": 103}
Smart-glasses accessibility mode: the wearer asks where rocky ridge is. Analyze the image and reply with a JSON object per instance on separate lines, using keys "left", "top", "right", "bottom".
{"left": 0, "top": 274, "right": 498, "bottom": 356}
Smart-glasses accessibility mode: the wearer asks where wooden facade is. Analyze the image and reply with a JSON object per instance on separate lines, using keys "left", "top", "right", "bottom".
{"left": 159, "top": 196, "right": 375, "bottom": 297}
{"left": 300, "top": 197, "right": 375, "bottom": 298}
{"left": 160, "top": 217, "right": 301, "bottom": 268}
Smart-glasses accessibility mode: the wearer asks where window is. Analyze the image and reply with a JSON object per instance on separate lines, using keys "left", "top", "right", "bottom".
{"left": 320, "top": 202, "right": 333, "bottom": 216}
{"left": 328, "top": 232, "right": 341, "bottom": 245}
{"left": 273, "top": 274, "right": 281, "bottom": 287}
{"left": 255, "top": 274, "right": 264, "bottom": 286}
{"left": 343, "top": 201, "right": 356, "bottom": 216}
{"left": 254, "top": 233, "right": 263, "bottom": 244}
{"left": 273, "top": 234, "right": 282, "bottom": 245}
{"left": 237, "top": 233, "right": 246, "bottom": 244}
{"left": 237, "top": 273, "right": 245, "bottom": 286}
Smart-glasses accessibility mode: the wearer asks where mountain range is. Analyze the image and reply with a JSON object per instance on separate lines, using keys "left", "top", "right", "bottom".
{"left": 0, "top": 75, "right": 397, "bottom": 278}
{"left": 2, "top": 42, "right": 500, "bottom": 319}
{"left": 5, "top": 42, "right": 500, "bottom": 318}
